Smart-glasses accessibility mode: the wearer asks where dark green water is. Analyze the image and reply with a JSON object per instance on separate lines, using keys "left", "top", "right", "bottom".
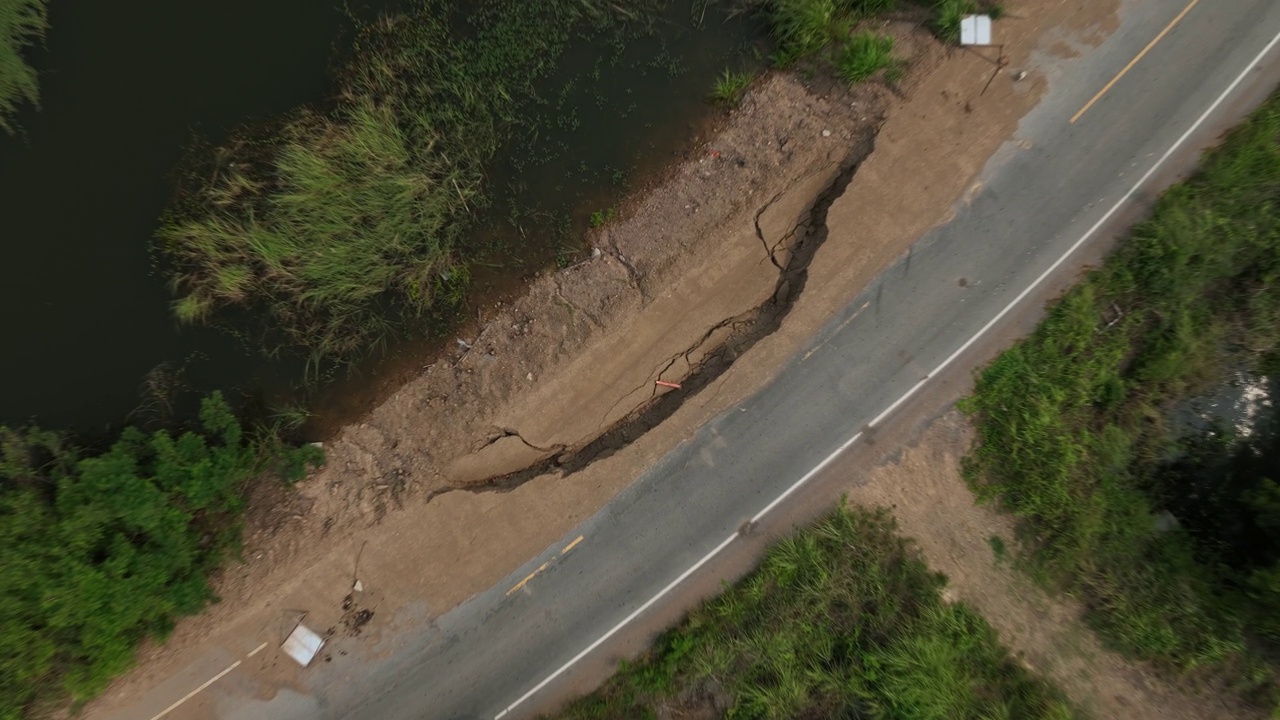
{"left": 0, "top": 1, "right": 763, "bottom": 434}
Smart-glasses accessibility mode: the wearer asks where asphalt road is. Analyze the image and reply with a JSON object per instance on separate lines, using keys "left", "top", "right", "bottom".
{"left": 234, "top": 3, "right": 1280, "bottom": 719}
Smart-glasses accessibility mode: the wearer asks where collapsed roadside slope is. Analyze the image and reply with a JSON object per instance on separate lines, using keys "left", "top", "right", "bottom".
{"left": 85, "top": 3, "right": 1127, "bottom": 716}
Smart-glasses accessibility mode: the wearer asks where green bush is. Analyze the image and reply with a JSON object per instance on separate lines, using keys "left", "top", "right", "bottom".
{"left": 0, "top": 393, "right": 322, "bottom": 718}
{"left": 963, "top": 91, "right": 1280, "bottom": 704}
{"left": 552, "top": 505, "right": 1077, "bottom": 720}
{"left": 0, "top": 0, "right": 47, "bottom": 133}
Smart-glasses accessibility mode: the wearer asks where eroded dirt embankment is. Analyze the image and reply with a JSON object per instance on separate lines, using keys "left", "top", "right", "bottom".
{"left": 294, "top": 70, "right": 896, "bottom": 523}
{"left": 91, "top": 64, "right": 903, "bottom": 711}
{"left": 86, "top": 3, "right": 1129, "bottom": 715}
{"left": 466, "top": 125, "right": 873, "bottom": 492}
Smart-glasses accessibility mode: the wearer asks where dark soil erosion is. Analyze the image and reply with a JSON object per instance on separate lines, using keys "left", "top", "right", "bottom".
{"left": 467, "top": 129, "right": 876, "bottom": 493}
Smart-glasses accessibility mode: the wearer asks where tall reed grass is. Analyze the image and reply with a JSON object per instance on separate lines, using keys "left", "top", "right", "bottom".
{"left": 762, "top": 0, "right": 898, "bottom": 64}
{"left": 749, "top": 0, "right": 905, "bottom": 90}
{"left": 0, "top": 0, "right": 47, "bottom": 133}
{"left": 158, "top": 1, "right": 619, "bottom": 363}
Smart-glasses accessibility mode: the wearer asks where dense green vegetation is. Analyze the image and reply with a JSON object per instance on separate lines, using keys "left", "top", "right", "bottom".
{"left": 753, "top": 0, "right": 1000, "bottom": 68}
{"left": 962, "top": 91, "right": 1280, "bottom": 704}
{"left": 757, "top": 0, "right": 898, "bottom": 68}
{"left": 552, "top": 505, "right": 1076, "bottom": 720}
{"left": 0, "top": 394, "right": 321, "bottom": 719}
{"left": 0, "top": 0, "right": 47, "bottom": 133}
{"left": 158, "top": 0, "right": 646, "bottom": 363}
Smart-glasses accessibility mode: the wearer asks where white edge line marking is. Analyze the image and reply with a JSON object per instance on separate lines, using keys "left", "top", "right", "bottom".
{"left": 147, "top": 660, "right": 241, "bottom": 720}
{"left": 493, "top": 27, "right": 1280, "bottom": 720}
{"left": 147, "top": 642, "right": 266, "bottom": 720}
{"left": 865, "top": 28, "right": 1280, "bottom": 430}
{"left": 494, "top": 532, "right": 739, "bottom": 718}
{"left": 749, "top": 432, "right": 863, "bottom": 524}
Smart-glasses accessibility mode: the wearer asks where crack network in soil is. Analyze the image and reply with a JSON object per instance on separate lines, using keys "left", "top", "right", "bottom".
{"left": 440, "top": 125, "right": 877, "bottom": 499}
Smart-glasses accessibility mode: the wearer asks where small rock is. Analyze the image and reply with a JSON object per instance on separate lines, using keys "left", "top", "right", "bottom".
{"left": 1014, "top": 70, "right": 1028, "bottom": 81}
{"left": 821, "top": 129, "right": 832, "bottom": 137}
{"left": 526, "top": 372, "right": 534, "bottom": 382}
{"left": 353, "top": 579, "right": 363, "bottom": 593}
{"left": 590, "top": 247, "right": 602, "bottom": 259}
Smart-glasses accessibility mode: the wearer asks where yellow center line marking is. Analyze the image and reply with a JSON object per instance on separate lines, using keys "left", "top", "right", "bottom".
{"left": 1071, "top": 0, "right": 1200, "bottom": 124}
{"left": 506, "top": 561, "right": 550, "bottom": 596}
{"left": 561, "top": 535, "right": 584, "bottom": 555}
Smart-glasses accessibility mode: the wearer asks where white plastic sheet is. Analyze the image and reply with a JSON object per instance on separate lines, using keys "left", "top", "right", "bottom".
{"left": 960, "top": 15, "right": 993, "bottom": 46}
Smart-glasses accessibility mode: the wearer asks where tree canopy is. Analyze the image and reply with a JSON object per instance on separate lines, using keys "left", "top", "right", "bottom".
{"left": 0, "top": 393, "right": 320, "bottom": 718}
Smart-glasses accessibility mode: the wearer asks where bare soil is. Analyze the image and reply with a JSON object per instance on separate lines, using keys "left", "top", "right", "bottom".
{"left": 80, "top": 1, "right": 1183, "bottom": 717}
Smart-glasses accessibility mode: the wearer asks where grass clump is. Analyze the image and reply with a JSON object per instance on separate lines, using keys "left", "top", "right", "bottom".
{"left": 552, "top": 505, "right": 1077, "bottom": 720}
{"left": 157, "top": 1, "right": 625, "bottom": 363}
{"left": 160, "top": 97, "right": 480, "bottom": 360}
{"left": 0, "top": 0, "right": 47, "bottom": 133}
{"left": 588, "top": 207, "right": 616, "bottom": 228}
{"left": 747, "top": 0, "right": 901, "bottom": 75}
{"left": 0, "top": 393, "right": 323, "bottom": 718}
{"left": 962, "top": 90, "right": 1280, "bottom": 706}
{"left": 836, "top": 31, "right": 895, "bottom": 82}
{"left": 710, "top": 67, "right": 755, "bottom": 105}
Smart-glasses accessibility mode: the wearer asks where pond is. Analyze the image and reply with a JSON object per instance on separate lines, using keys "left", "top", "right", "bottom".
{"left": 0, "top": 1, "right": 764, "bottom": 435}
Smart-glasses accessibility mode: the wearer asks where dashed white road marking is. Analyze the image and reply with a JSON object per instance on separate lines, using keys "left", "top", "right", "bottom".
{"left": 147, "top": 659, "right": 242, "bottom": 720}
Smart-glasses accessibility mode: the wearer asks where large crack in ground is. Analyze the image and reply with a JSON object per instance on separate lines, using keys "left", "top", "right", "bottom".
{"left": 447, "top": 126, "right": 877, "bottom": 496}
